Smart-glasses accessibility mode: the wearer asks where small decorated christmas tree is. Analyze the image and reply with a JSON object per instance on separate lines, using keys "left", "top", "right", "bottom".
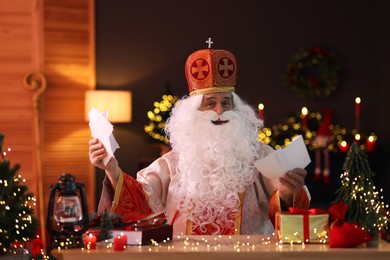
{"left": 334, "top": 142, "right": 388, "bottom": 236}
{"left": 0, "top": 132, "right": 39, "bottom": 255}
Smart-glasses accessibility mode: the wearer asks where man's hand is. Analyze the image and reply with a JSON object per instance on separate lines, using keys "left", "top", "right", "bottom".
{"left": 89, "top": 138, "right": 108, "bottom": 170}
{"left": 89, "top": 138, "right": 120, "bottom": 188}
{"left": 278, "top": 168, "right": 307, "bottom": 209}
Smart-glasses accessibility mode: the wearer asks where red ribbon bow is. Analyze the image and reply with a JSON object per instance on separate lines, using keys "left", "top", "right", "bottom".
{"left": 289, "top": 207, "right": 328, "bottom": 215}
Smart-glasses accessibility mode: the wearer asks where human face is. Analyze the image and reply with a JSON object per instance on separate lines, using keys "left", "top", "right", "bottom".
{"left": 198, "top": 92, "right": 234, "bottom": 124}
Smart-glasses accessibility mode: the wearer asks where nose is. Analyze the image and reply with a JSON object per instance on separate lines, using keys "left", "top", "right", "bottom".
{"left": 214, "top": 104, "right": 225, "bottom": 115}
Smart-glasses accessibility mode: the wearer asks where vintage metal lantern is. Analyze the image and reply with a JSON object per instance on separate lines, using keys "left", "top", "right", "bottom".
{"left": 46, "top": 173, "right": 89, "bottom": 248}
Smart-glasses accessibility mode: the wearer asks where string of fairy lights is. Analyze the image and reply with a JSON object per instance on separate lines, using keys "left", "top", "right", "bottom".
{"left": 64, "top": 233, "right": 330, "bottom": 252}
{"left": 144, "top": 94, "right": 179, "bottom": 144}
{"left": 340, "top": 171, "right": 389, "bottom": 234}
{"left": 257, "top": 97, "right": 377, "bottom": 154}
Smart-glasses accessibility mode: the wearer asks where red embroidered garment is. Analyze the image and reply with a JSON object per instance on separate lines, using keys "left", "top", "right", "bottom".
{"left": 111, "top": 172, "right": 152, "bottom": 222}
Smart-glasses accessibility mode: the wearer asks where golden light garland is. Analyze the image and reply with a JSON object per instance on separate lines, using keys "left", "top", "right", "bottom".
{"left": 144, "top": 94, "right": 179, "bottom": 144}
{"left": 258, "top": 110, "right": 377, "bottom": 154}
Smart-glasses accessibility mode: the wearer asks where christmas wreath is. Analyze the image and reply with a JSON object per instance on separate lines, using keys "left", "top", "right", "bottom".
{"left": 283, "top": 47, "right": 341, "bottom": 99}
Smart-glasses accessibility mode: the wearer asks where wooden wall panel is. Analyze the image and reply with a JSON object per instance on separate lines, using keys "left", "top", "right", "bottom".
{"left": 0, "top": 0, "right": 39, "bottom": 209}
{"left": 41, "top": 0, "right": 95, "bottom": 223}
{"left": 0, "top": 0, "right": 95, "bottom": 247}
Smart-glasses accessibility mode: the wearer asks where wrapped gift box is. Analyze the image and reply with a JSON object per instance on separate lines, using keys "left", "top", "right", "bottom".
{"left": 110, "top": 223, "right": 173, "bottom": 246}
{"left": 275, "top": 208, "right": 329, "bottom": 244}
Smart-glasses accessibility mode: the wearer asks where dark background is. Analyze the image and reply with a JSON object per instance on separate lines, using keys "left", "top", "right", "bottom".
{"left": 94, "top": 0, "right": 390, "bottom": 209}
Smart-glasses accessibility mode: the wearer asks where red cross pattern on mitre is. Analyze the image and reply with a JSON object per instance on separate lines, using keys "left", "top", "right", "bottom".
{"left": 191, "top": 59, "right": 210, "bottom": 80}
{"left": 218, "top": 57, "right": 235, "bottom": 78}
{"left": 185, "top": 49, "right": 237, "bottom": 96}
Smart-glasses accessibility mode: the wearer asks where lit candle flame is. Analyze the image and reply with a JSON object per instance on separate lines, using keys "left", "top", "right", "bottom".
{"left": 355, "top": 97, "right": 361, "bottom": 104}
{"left": 301, "top": 107, "right": 308, "bottom": 115}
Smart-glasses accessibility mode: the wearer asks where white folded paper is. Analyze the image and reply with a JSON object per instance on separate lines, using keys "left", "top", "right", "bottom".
{"left": 88, "top": 108, "right": 119, "bottom": 165}
{"left": 254, "top": 135, "right": 311, "bottom": 179}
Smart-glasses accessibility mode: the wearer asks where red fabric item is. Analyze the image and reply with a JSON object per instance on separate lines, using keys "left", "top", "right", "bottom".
{"left": 317, "top": 108, "right": 333, "bottom": 137}
{"left": 328, "top": 201, "right": 348, "bottom": 222}
{"left": 289, "top": 207, "right": 328, "bottom": 215}
{"left": 112, "top": 174, "right": 153, "bottom": 223}
{"left": 30, "top": 237, "right": 43, "bottom": 258}
{"left": 328, "top": 202, "right": 372, "bottom": 248}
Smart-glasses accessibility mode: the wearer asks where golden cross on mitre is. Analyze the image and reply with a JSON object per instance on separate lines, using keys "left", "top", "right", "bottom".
{"left": 206, "top": 37, "right": 213, "bottom": 48}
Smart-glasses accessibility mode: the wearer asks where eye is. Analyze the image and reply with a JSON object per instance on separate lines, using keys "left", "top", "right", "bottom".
{"left": 206, "top": 101, "right": 215, "bottom": 107}
{"left": 222, "top": 100, "right": 232, "bottom": 108}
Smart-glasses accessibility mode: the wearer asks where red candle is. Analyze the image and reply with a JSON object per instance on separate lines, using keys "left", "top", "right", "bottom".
{"left": 258, "top": 103, "right": 265, "bottom": 122}
{"left": 355, "top": 97, "right": 361, "bottom": 131}
{"left": 339, "top": 141, "right": 349, "bottom": 153}
{"left": 121, "top": 233, "right": 127, "bottom": 245}
{"left": 113, "top": 233, "right": 127, "bottom": 251}
{"left": 355, "top": 97, "right": 361, "bottom": 118}
{"left": 365, "top": 135, "right": 376, "bottom": 153}
{"left": 83, "top": 233, "right": 96, "bottom": 250}
{"left": 301, "top": 107, "right": 308, "bottom": 129}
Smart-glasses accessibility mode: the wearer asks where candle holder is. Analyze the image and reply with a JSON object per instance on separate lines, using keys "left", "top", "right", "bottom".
{"left": 46, "top": 173, "right": 89, "bottom": 249}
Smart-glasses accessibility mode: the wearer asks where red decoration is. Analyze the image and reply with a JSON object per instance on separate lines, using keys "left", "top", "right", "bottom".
{"left": 83, "top": 232, "right": 96, "bottom": 250}
{"left": 355, "top": 97, "right": 361, "bottom": 118}
{"left": 113, "top": 233, "right": 127, "bottom": 251}
{"left": 301, "top": 107, "right": 308, "bottom": 129}
{"left": 365, "top": 135, "right": 376, "bottom": 153}
{"left": 355, "top": 97, "right": 361, "bottom": 131}
{"left": 258, "top": 103, "right": 264, "bottom": 122}
{"left": 30, "top": 236, "right": 43, "bottom": 258}
{"left": 328, "top": 202, "right": 372, "bottom": 248}
{"left": 338, "top": 141, "right": 349, "bottom": 153}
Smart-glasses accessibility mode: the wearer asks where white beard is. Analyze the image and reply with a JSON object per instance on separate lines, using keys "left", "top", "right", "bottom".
{"left": 165, "top": 93, "right": 263, "bottom": 234}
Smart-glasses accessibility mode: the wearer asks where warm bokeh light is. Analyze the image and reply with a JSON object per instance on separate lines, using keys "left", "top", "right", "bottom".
{"left": 301, "top": 107, "right": 308, "bottom": 115}
{"left": 85, "top": 90, "right": 132, "bottom": 123}
{"left": 355, "top": 97, "right": 361, "bottom": 104}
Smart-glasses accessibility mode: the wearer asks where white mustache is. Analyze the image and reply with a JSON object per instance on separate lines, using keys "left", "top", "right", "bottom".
{"left": 201, "top": 110, "right": 234, "bottom": 122}
{"left": 219, "top": 112, "right": 233, "bottom": 121}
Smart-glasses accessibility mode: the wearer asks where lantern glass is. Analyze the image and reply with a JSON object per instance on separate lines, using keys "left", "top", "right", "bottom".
{"left": 54, "top": 195, "right": 83, "bottom": 223}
